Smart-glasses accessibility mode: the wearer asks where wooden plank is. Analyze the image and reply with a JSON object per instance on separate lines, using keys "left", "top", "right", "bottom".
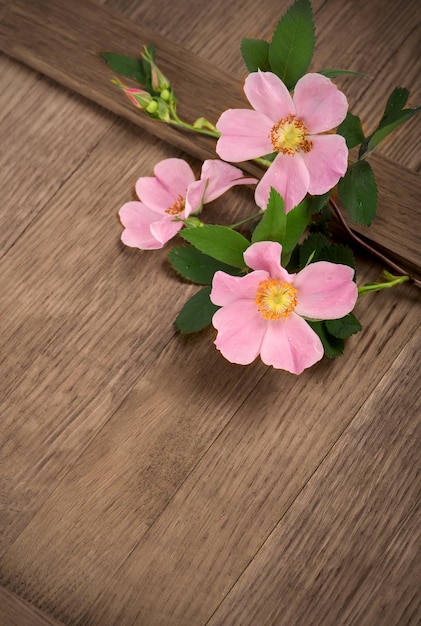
{"left": 0, "top": 586, "right": 64, "bottom": 626}
{"left": 2, "top": 272, "right": 418, "bottom": 625}
{"left": 0, "top": 0, "right": 420, "bottom": 273}
{"left": 208, "top": 332, "right": 421, "bottom": 626}
{"left": 0, "top": 53, "right": 114, "bottom": 254}
{"left": 0, "top": 115, "right": 257, "bottom": 555}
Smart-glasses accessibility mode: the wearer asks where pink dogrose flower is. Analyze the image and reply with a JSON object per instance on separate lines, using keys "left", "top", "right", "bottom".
{"left": 216, "top": 71, "right": 349, "bottom": 213}
{"left": 210, "top": 241, "right": 357, "bottom": 374}
{"left": 119, "top": 158, "right": 257, "bottom": 249}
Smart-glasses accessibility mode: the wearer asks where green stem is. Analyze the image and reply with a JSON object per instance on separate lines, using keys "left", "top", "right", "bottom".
{"left": 358, "top": 273, "right": 410, "bottom": 296}
{"left": 229, "top": 211, "right": 263, "bottom": 229}
{"left": 167, "top": 118, "right": 220, "bottom": 138}
{"left": 253, "top": 156, "right": 272, "bottom": 168}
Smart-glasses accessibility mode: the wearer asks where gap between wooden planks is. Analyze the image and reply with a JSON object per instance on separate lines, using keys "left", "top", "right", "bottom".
{"left": 0, "top": 0, "right": 419, "bottom": 275}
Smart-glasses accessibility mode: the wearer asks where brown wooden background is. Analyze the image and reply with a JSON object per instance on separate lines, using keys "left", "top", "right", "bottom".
{"left": 0, "top": 0, "right": 420, "bottom": 624}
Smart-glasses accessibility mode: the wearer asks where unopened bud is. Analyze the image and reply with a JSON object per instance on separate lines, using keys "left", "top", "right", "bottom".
{"left": 160, "top": 88, "right": 170, "bottom": 101}
{"left": 146, "top": 100, "right": 159, "bottom": 114}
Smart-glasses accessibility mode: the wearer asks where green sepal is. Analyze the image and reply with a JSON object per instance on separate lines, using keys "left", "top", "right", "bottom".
{"left": 180, "top": 225, "right": 249, "bottom": 268}
{"left": 307, "top": 321, "right": 344, "bottom": 357}
{"left": 100, "top": 52, "right": 146, "bottom": 84}
{"left": 240, "top": 38, "right": 271, "bottom": 72}
{"left": 168, "top": 246, "right": 243, "bottom": 285}
{"left": 269, "top": 0, "right": 315, "bottom": 90}
{"left": 325, "top": 313, "right": 362, "bottom": 339}
{"left": 337, "top": 111, "right": 365, "bottom": 149}
{"left": 174, "top": 286, "right": 218, "bottom": 334}
{"left": 251, "top": 188, "right": 286, "bottom": 245}
{"left": 338, "top": 160, "right": 378, "bottom": 225}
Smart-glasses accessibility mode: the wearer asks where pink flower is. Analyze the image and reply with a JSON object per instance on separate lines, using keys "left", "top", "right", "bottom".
{"left": 210, "top": 241, "right": 358, "bottom": 374}
{"left": 119, "top": 158, "right": 257, "bottom": 249}
{"left": 216, "top": 71, "right": 349, "bottom": 213}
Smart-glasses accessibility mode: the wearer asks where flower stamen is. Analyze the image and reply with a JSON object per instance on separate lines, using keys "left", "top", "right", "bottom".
{"left": 165, "top": 194, "right": 185, "bottom": 215}
{"left": 256, "top": 278, "right": 298, "bottom": 320}
{"left": 270, "top": 114, "right": 312, "bottom": 155}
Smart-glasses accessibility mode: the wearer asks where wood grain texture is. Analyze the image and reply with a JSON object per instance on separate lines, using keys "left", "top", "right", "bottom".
{"left": 0, "top": 0, "right": 420, "bottom": 624}
{"left": 0, "top": 586, "right": 65, "bottom": 626}
{"left": 0, "top": 0, "right": 420, "bottom": 273}
{"left": 4, "top": 268, "right": 417, "bottom": 625}
{"left": 208, "top": 331, "right": 421, "bottom": 626}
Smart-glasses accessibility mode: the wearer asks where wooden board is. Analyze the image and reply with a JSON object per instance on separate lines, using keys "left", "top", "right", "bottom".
{"left": 0, "top": 0, "right": 420, "bottom": 275}
{"left": 0, "top": 0, "right": 420, "bottom": 624}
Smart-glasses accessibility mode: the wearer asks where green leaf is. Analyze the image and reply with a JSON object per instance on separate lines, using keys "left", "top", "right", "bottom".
{"left": 282, "top": 197, "right": 312, "bottom": 253}
{"left": 365, "top": 108, "right": 420, "bottom": 154}
{"left": 298, "top": 232, "right": 329, "bottom": 268}
{"left": 317, "top": 243, "right": 355, "bottom": 270}
{"left": 378, "top": 87, "right": 410, "bottom": 127}
{"left": 269, "top": 0, "right": 315, "bottom": 90}
{"left": 308, "top": 192, "right": 331, "bottom": 214}
{"left": 240, "top": 38, "right": 271, "bottom": 72}
{"left": 338, "top": 160, "right": 378, "bottom": 225}
{"left": 318, "top": 69, "right": 365, "bottom": 79}
{"left": 180, "top": 225, "right": 249, "bottom": 268}
{"left": 359, "top": 87, "right": 420, "bottom": 157}
{"left": 100, "top": 53, "right": 146, "bottom": 84}
{"left": 325, "top": 313, "right": 362, "bottom": 339}
{"left": 168, "top": 246, "right": 242, "bottom": 284}
{"left": 337, "top": 111, "right": 365, "bottom": 149}
{"left": 252, "top": 188, "right": 286, "bottom": 244}
{"left": 175, "top": 286, "right": 218, "bottom": 334}
{"left": 308, "top": 321, "right": 344, "bottom": 357}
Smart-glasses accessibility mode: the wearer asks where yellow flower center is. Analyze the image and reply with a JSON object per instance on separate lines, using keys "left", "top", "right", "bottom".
{"left": 165, "top": 194, "right": 185, "bottom": 216}
{"left": 255, "top": 279, "right": 298, "bottom": 320}
{"left": 270, "top": 114, "right": 312, "bottom": 155}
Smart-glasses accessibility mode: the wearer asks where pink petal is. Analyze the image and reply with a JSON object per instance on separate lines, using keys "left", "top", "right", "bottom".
{"left": 260, "top": 313, "right": 324, "bottom": 373}
{"left": 185, "top": 179, "right": 207, "bottom": 216}
{"left": 118, "top": 201, "right": 165, "bottom": 250}
{"left": 210, "top": 270, "right": 268, "bottom": 307}
{"left": 244, "top": 71, "right": 295, "bottom": 121}
{"left": 135, "top": 176, "right": 176, "bottom": 213}
{"left": 255, "top": 153, "right": 310, "bottom": 213}
{"left": 294, "top": 261, "right": 358, "bottom": 319}
{"left": 293, "top": 73, "right": 348, "bottom": 134}
{"left": 216, "top": 109, "right": 273, "bottom": 161}
{"left": 243, "top": 241, "right": 293, "bottom": 282}
{"left": 301, "top": 134, "right": 348, "bottom": 195}
{"left": 153, "top": 158, "right": 196, "bottom": 196}
{"left": 212, "top": 300, "right": 267, "bottom": 365}
{"left": 200, "top": 160, "right": 258, "bottom": 203}
{"left": 150, "top": 217, "right": 183, "bottom": 246}
{"left": 135, "top": 158, "right": 195, "bottom": 211}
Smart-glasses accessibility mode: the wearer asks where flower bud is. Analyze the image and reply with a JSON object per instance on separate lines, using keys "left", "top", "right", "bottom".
{"left": 146, "top": 100, "right": 159, "bottom": 114}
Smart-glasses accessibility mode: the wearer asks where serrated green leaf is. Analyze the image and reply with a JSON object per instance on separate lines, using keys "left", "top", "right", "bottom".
{"left": 269, "top": 0, "right": 315, "bottom": 89}
{"left": 252, "top": 188, "right": 286, "bottom": 244}
{"left": 318, "top": 69, "right": 365, "bottom": 79}
{"left": 100, "top": 53, "right": 146, "bottom": 84}
{"left": 180, "top": 225, "right": 249, "bottom": 268}
{"left": 298, "top": 232, "right": 329, "bottom": 268}
{"left": 365, "top": 108, "right": 420, "bottom": 154}
{"left": 282, "top": 197, "right": 312, "bottom": 253}
{"left": 308, "top": 321, "right": 344, "bottom": 357}
{"left": 338, "top": 160, "right": 378, "bottom": 225}
{"left": 318, "top": 243, "right": 355, "bottom": 270}
{"left": 337, "top": 111, "right": 365, "bottom": 149}
{"left": 240, "top": 38, "right": 271, "bottom": 72}
{"left": 378, "top": 87, "right": 410, "bottom": 127}
{"left": 168, "top": 246, "right": 242, "bottom": 284}
{"left": 325, "top": 313, "right": 362, "bottom": 339}
{"left": 175, "top": 286, "right": 218, "bottom": 334}
{"left": 308, "top": 192, "right": 331, "bottom": 214}
{"left": 359, "top": 87, "right": 420, "bottom": 157}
